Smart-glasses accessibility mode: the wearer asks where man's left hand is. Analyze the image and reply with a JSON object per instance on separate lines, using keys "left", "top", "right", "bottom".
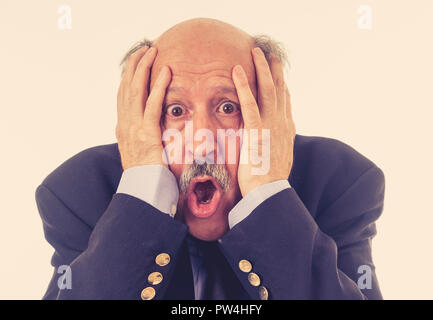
{"left": 233, "top": 47, "right": 296, "bottom": 197}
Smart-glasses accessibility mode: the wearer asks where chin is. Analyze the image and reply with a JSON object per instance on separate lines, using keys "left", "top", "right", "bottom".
{"left": 188, "top": 222, "right": 229, "bottom": 242}
{"left": 183, "top": 206, "right": 230, "bottom": 241}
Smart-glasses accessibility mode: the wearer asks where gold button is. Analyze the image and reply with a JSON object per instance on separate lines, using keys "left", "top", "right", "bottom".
{"left": 148, "top": 272, "right": 163, "bottom": 285}
{"left": 259, "top": 286, "right": 269, "bottom": 300}
{"left": 248, "top": 272, "right": 261, "bottom": 287}
{"left": 140, "top": 287, "right": 156, "bottom": 300}
{"left": 155, "top": 253, "right": 170, "bottom": 266}
{"left": 238, "top": 259, "right": 252, "bottom": 273}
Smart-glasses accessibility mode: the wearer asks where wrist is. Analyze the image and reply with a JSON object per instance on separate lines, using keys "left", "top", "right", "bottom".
{"left": 240, "top": 176, "right": 286, "bottom": 197}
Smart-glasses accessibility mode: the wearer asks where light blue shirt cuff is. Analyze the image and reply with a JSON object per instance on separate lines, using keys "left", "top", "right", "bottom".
{"left": 116, "top": 165, "right": 179, "bottom": 217}
{"left": 228, "top": 180, "right": 291, "bottom": 229}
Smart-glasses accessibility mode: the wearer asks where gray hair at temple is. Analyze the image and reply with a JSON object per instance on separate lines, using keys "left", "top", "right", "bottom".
{"left": 119, "top": 34, "right": 289, "bottom": 77}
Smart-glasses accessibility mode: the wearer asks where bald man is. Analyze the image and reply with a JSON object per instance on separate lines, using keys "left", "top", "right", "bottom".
{"left": 36, "top": 18, "right": 385, "bottom": 300}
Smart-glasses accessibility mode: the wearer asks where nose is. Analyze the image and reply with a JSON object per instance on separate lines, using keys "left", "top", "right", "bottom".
{"left": 185, "top": 112, "right": 221, "bottom": 164}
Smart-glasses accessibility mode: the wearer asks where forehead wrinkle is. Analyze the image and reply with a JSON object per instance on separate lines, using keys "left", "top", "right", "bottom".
{"left": 169, "top": 69, "right": 233, "bottom": 83}
{"left": 171, "top": 68, "right": 231, "bottom": 76}
{"left": 166, "top": 72, "right": 235, "bottom": 95}
{"left": 168, "top": 60, "right": 233, "bottom": 73}
{"left": 166, "top": 85, "right": 237, "bottom": 96}
{"left": 206, "top": 85, "right": 237, "bottom": 96}
{"left": 170, "top": 73, "right": 232, "bottom": 81}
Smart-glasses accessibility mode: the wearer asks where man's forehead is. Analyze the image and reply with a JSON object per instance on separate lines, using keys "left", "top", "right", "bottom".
{"left": 151, "top": 46, "right": 252, "bottom": 72}
{"left": 166, "top": 85, "right": 238, "bottom": 97}
{"left": 154, "top": 60, "right": 233, "bottom": 75}
{"left": 149, "top": 49, "right": 257, "bottom": 95}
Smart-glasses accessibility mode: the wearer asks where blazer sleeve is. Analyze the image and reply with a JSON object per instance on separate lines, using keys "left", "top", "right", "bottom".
{"left": 217, "top": 165, "right": 385, "bottom": 300}
{"left": 35, "top": 185, "right": 188, "bottom": 300}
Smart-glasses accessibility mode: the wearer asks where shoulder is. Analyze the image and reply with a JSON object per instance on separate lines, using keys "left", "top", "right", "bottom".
{"left": 292, "top": 134, "right": 380, "bottom": 170}
{"left": 37, "top": 143, "right": 122, "bottom": 227}
{"left": 291, "top": 134, "right": 385, "bottom": 216}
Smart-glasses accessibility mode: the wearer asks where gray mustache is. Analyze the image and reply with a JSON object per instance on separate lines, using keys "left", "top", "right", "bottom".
{"left": 179, "top": 161, "right": 231, "bottom": 194}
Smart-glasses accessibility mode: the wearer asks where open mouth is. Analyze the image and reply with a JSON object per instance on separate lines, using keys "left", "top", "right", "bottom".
{"left": 187, "top": 175, "right": 222, "bottom": 218}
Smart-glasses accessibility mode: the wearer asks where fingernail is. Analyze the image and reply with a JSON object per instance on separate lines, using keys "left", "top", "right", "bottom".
{"left": 147, "top": 47, "right": 154, "bottom": 54}
{"left": 234, "top": 65, "right": 243, "bottom": 76}
{"left": 253, "top": 47, "right": 263, "bottom": 55}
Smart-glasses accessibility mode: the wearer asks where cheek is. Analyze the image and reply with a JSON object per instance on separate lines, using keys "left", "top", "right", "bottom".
{"left": 218, "top": 132, "right": 243, "bottom": 166}
{"left": 161, "top": 117, "right": 186, "bottom": 132}
{"left": 168, "top": 163, "right": 183, "bottom": 180}
{"left": 223, "top": 164, "right": 241, "bottom": 206}
{"left": 227, "top": 163, "right": 238, "bottom": 177}
{"left": 161, "top": 121, "right": 187, "bottom": 165}
{"left": 217, "top": 114, "right": 243, "bottom": 131}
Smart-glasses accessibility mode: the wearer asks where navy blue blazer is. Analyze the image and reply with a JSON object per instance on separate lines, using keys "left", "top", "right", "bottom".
{"left": 35, "top": 134, "right": 385, "bottom": 300}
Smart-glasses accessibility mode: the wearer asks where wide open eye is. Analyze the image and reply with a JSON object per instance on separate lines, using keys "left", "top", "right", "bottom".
{"left": 166, "top": 104, "right": 186, "bottom": 117}
{"left": 217, "top": 102, "right": 239, "bottom": 115}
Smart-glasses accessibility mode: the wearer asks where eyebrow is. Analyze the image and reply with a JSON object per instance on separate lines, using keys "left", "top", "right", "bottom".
{"left": 166, "top": 85, "right": 238, "bottom": 96}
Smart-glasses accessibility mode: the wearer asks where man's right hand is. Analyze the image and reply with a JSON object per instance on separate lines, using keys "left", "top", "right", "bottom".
{"left": 116, "top": 45, "right": 172, "bottom": 171}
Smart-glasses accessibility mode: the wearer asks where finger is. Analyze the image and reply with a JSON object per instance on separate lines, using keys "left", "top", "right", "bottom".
{"left": 283, "top": 84, "right": 288, "bottom": 120}
{"left": 130, "top": 47, "right": 158, "bottom": 118}
{"left": 284, "top": 85, "right": 292, "bottom": 121}
{"left": 122, "top": 45, "right": 149, "bottom": 84}
{"left": 285, "top": 85, "right": 296, "bottom": 138}
{"left": 251, "top": 47, "right": 277, "bottom": 118}
{"left": 117, "top": 83, "right": 126, "bottom": 123}
{"left": 267, "top": 54, "right": 285, "bottom": 115}
{"left": 232, "top": 64, "right": 261, "bottom": 129}
{"left": 144, "top": 65, "right": 171, "bottom": 123}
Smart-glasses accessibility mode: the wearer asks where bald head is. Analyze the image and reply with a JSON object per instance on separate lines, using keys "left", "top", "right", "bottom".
{"left": 120, "top": 18, "right": 288, "bottom": 94}
{"left": 153, "top": 18, "right": 254, "bottom": 52}
{"left": 153, "top": 18, "right": 254, "bottom": 59}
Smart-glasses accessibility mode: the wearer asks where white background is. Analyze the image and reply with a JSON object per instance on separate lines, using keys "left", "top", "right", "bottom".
{"left": 0, "top": 0, "right": 432, "bottom": 299}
